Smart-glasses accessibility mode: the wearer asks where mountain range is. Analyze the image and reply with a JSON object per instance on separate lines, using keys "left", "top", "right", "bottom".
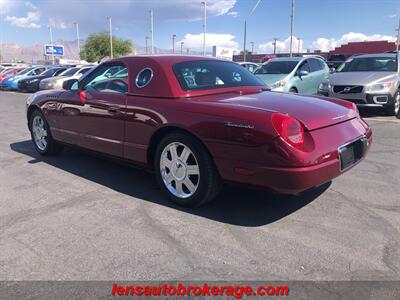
{"left": 0, "top": 40, "right": 195, "bottom": 63}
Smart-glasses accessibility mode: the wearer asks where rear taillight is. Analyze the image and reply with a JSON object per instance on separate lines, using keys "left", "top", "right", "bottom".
{"left": 272, "top": 113, "right": 304, "bottom": 147}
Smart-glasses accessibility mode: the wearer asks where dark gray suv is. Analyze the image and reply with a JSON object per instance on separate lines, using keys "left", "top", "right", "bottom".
{"left": 318, "top": 53, "right": 400, "bottom": 118}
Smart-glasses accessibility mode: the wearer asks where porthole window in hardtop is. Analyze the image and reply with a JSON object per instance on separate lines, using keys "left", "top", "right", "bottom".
{"left": 136, "top": 68, "right": 153, "bottom": 88}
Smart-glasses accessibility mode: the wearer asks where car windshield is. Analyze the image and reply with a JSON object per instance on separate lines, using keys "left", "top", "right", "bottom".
{"left": 337, "top": 56, "right": 398, "bottom": 72}
{"left": 17, "top": 67, "right": 34, "bottom": 75}
{"left": 254, "top": 61, "right": 298, "bottom": 74}
{"left": 3, "top": 68, "right": 17, "bottom": 75}
{"left": 60, "top": 67, "right": 80, "bottom": 76}
{"left": 41, "top": 68, "right": 60, "bottom": 76}
{"left": 173, "top": 60, "right": 265, "bottom": 91}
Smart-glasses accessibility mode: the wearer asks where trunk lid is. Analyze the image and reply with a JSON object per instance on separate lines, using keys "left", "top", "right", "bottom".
{"left": 213, "top": 90, "right": 358, "bottom": 131}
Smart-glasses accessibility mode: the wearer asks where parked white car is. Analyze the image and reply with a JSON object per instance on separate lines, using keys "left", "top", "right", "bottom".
{"left": 39, "top": 66, "right": 92, "bottom": 90}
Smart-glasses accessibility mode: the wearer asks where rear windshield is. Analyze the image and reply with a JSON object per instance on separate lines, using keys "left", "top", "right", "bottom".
{"left": 173, "top": 60, "right": 265, "bottom": 91}
{"left": 337, "top": 56, "right": 398, "bottom": 72}
{"left": 254, "top": 61, "right": 298, "bottom": 75}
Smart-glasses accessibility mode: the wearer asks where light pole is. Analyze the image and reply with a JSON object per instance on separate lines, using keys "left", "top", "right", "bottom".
{"left": 186, "top": 48, "right": 190, "bottom": 55}
{"left": 243, "top": 0, "right": 262, "bottom": 62}
{"left": 48, "top": 25, "right": 54, "bottom": 65}
{"left": 396, "top": 16, "right": 400, "bottom": 52}
{"left": 273, "top": 38, "right": 278, "bottom": 54}
{"left": 107, "top": 17, "right": 113, "bottom": 59}
{"left": 172, "top": 34, "right": 176, "bottom": 54}
{"left": 201, "top": 1, "right": 207, "bottom": 56}
{"left": 0, "top": 14, "right": 3, "bottom": 64}
{"left": 250, "top": 41, "right": 254, "bottom": 53}
{"left": 145, "top": 36, "right": 149, "bottom": 54}
{"left": 150, "top": 9, "right": 154, "bottom": 54}
{"left": 180, "top": 42, "right": 184, "bottom": 55}
{"left": 289, "top": 0, "right": 295, "bottom": 57}
{"left": 74, "top": 22, "right": 81, "bottom": 63}
{"left": 297, "top": 37, "right": 301, "bottom": 54}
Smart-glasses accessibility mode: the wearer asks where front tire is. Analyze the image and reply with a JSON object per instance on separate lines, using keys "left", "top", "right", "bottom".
{"left": 394, "top": 90, "right": 400, "bottom": 119}
{"left": 29, "top": 109, "right": 63, "bottom": 155}
{"left": 384, "top": 90, "right": 400, "bottom": 117}
{"left": 154, "top": 132, "right": 221, "bottom": 207}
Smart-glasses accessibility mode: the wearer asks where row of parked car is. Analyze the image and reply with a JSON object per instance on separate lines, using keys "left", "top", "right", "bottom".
{"left": 0, "top": 65, "right": 96, "bottom": 92}
{"left": 2, "top": 52, "right": 399, "bottom": 118}
{"left": 239, "top": 51, "right": 400, "bottom": 117}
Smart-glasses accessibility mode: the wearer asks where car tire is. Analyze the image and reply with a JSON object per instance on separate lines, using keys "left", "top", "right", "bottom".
{"left": 394, "top": 90, "right": 400, "bottom": 119}
{"left": 289, "top": 87, "right": 298, "bottom": 93}
{"left": 384, "top": 90, "right": 400, "bottom": 117}
{"left": 29, "top": 109, "right": 63, "bottom": 155}
{"left": 154, "top": 131, "right": 221, "bottom": 207}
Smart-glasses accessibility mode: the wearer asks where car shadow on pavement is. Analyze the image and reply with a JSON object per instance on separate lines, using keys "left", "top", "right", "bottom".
{"left": 10, "top": 140, "right": 330, "bottom": 227}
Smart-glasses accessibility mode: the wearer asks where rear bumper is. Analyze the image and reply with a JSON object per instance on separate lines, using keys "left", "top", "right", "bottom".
{"left": 214, "top": 118, "right": 372, "bottom": 194}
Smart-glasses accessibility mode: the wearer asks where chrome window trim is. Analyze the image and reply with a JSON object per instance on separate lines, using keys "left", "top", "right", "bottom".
{"left": 135, "top": 67, "right": 153, "bottom": 89}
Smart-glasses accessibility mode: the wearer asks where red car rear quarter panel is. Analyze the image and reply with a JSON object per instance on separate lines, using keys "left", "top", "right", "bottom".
{"left": 123, "top": 95, "right": 277, "bottom": 165}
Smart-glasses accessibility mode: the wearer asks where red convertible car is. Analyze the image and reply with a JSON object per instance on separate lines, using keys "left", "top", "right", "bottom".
{"left": 26, "top": 56, "right": 372, "bottom": 207}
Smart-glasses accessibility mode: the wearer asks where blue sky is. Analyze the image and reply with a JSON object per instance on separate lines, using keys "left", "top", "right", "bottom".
{"left": 0, "top": 0, "right": 399, "bottom": 53}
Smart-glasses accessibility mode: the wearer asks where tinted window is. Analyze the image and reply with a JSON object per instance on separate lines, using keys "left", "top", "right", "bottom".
{"left": 78, "top": 68, "right": 92, "bottom": 75}
{"left": 309, "top": 59, "right": 323, "bottom": 72}
{"left": 60, "top": 67, "right": 80, "bottom": 76}
{"left": 83, "top": 64, "right": 128, "bottom": 94}
{"left": 337, "top": 56, "right": 398, "bottom": 72}
{"left": 54, "top": 68, "right": 67, "bottom": 76}
{"left": 41, "top": 68, "right": 63, "bottom": 76}
{"left": 113, "top": 68, "right": 128, "bottom": 79}
{"left": 17, "top": 67, "right": 35, "bottom": 75}
{"left": 254, "top": 61, "right": 298, "bottom": 74}
{"left": 298, "top": 61, "right": 310, "bottom": 73}
{"left": 174, "top": 60, "right": 265, "bottom": 91}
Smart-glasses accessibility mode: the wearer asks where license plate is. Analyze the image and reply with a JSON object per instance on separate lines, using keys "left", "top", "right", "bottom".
{"left": 339, "top": 138, "right": 368, "bottom": 171}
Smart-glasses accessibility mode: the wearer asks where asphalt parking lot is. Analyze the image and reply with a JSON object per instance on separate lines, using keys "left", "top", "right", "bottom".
{"left": 0, "top": 91, "right": 399, "bottom": 281}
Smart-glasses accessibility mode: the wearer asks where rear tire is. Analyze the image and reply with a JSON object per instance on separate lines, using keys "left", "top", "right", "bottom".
{"left": 154, "top": 132, "right": 221, "bottom": 207}
{"left": 29, "top": 109, "right": 63, "bottom": 155}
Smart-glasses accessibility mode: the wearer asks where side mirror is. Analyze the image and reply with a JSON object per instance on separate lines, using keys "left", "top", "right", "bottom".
{"left": 63, "top": 78, "right": 79, "bottom": 90}
{"left": 298, "top": 70, "right": 309, "bottom": 77}
{"left": 329, "top": 67, "right": 336, "bottom": 73}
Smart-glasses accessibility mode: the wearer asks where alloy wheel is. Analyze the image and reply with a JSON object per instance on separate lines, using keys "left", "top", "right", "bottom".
{"left": 395, "top": 92, "right": 400, "bottom": 115}
{"left": 160, "top": 142, "right": 200, "bottom": 199}
{"left": 32, "top": 115, "right": 48, "bottom": 151}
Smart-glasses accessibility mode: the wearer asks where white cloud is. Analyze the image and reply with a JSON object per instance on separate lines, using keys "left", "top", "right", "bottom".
{"left": 227, "top": 11, "right": 239, "bottom": 17}
{"left": 0, "top": 0, "right": 13, "bottom": 15}
{"left": 4, "top": 1, "right": 41, "bottom": 28}
{"left": 49, "top": 17, "right": 69, "bottom": 29}
{"left": 259, "top": 36, "right": 304, "bottom": 53}
{"left": 178, "top": 33, "right": 239, "bottom": 51}
{"left": 5, "top": 10, "right": 41, "bottom": 28}
{"left": 24, "top": 1, "right": 37, "bottom": 10}
{"left": 388, "top": 14, "right": 397, "bottom": 18}
{"left": 258, "top": 32, "right": 397, "bottom": 54}
{"left": 42, "top": 0, "right": 237, "bottom": 33}
{"left": 311, "top": 32, "right": 397, "bottom": 52}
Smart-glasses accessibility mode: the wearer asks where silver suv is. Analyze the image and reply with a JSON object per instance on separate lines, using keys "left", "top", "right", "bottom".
{"left": 318, "top": 53, "right": 400, "bottom": 118}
